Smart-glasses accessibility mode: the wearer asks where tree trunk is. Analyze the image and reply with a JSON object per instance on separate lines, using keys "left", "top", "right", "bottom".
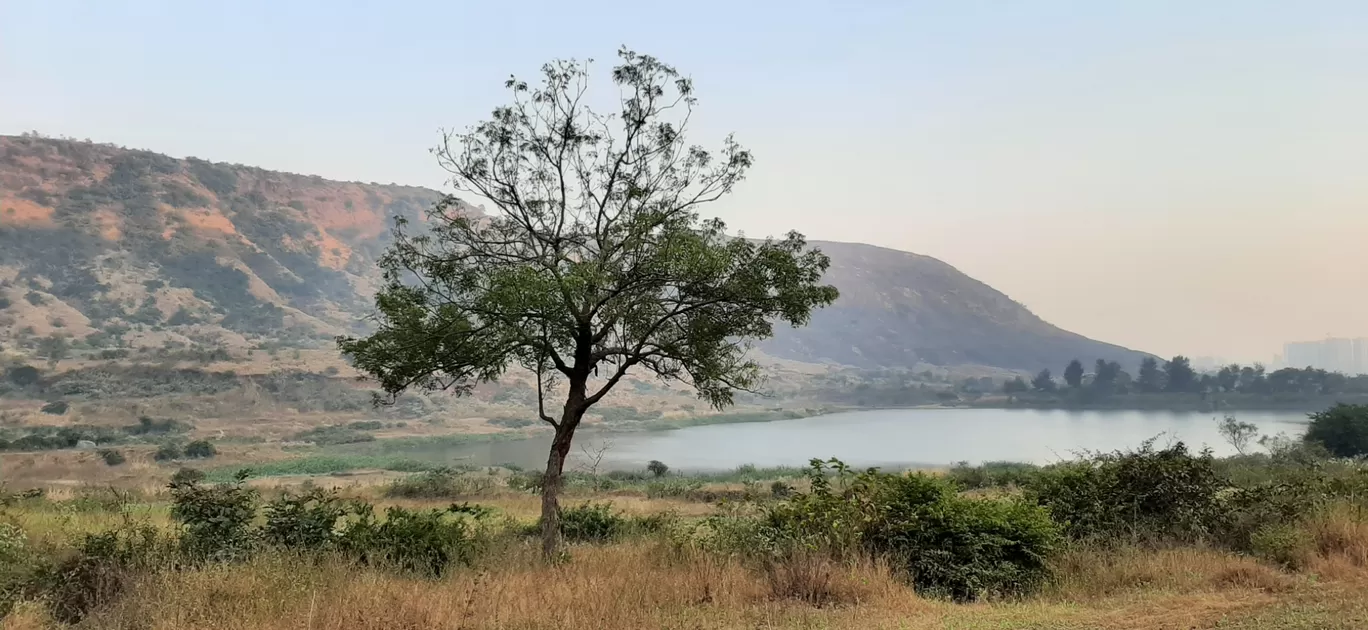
{"left": 540, "top": 384, "right": 585, "bottom": 560}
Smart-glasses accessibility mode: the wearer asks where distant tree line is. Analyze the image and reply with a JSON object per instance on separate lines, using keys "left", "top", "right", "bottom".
{"left": 1008, "top": 356, "right": 1368, "bottom": 398}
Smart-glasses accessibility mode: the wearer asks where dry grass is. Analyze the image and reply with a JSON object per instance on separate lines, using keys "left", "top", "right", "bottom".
{"left": 1045, "top": 545, "right": 1300, "bottom": 601}
{"left": 49, "top": 541, "right": 1345, "bottom": 630}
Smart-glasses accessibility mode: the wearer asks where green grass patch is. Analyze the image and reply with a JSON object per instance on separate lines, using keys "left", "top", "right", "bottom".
{"left": 203, "top": 455, "right": 437, "bottom": 482}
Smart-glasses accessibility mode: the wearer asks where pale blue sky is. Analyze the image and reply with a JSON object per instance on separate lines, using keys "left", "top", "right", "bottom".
{"left": 3, "top": 1, "right": 1366, "bottom": 360}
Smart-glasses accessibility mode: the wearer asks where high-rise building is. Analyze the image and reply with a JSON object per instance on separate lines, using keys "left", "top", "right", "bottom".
{"left": 1282, "top": 338, "right": 1368, "bottom": 374}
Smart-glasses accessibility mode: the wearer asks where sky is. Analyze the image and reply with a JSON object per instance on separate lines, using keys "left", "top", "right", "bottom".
{"left": 2, "top": 1, "right": 1366, "bottom": 363}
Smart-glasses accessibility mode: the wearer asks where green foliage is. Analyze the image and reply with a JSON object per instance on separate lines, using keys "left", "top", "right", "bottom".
{"left": 1025, "top": 440, "right": 1224, "bottom": 543}
{"left": 696, "top": 458, "right": 1059, "bottom": 601}
{"left": 184, "top": 439, "right": 217, "bottom": 459}
{"left": 290, "top": 425, "right": 376, "bottom": 446}
{"left": 153, "top": 442, "right": 182, "bottom": 461}
{"left": 170, "top": 467, "right": 205, "bottom": 486}
{"left": 557, "top": 502, "right": 627, "bottom": 543}
{"left": 4, "top": 364, "right": 41, "bottom": 387}
{"left": 1002, "top": 376, "right": 1028, "bottom": 394}
{"left": 125, "top": 415, "right": 191, "bottom": 436}
{"left": 1030, "top": 369, "right": 1056, "bottom": 393}
{"left": 1216, "top": 415, "right": 1260, "bottom": 455}
{"left": 1304, "top": 403, "right": 1368, "bottom": 458}
{"left": 1247, "top": 522, "right": 1313, "bottom": 568}
{"left": 336, "top": 505, "right": 483, "bottom": 576}
{"left": 1162, "top": 356, "right": 1198, "bottom": 393}
{"left": 384, "top": 468, "right": 495, "bottom": 499}
{"left": 168, "top": 470, "right": 258, "bottom": 561}
{"left": 261, "top": 488, "right": 348, "bottom": 551}
{"left": 42, "top": 524, "right": 172, "bottom": 624}
{"left": 647, "top": 459, "right": 669, "bottom": 477}
{"left": 98, "top": 449, "right": 126, "bottom": 466}
{"left": 947, "top": 461, "right": 1040, "bottom": 490}
{"left": 1063, "top": 360, "right": 1084, "bottom": 388}
{"left": 1137, "top": 357, "right": 1164, "bottom": 393}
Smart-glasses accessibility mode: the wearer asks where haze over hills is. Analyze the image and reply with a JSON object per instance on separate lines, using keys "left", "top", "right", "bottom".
{"left": 0, "top": 135, "right": 1147, "bottom": 372}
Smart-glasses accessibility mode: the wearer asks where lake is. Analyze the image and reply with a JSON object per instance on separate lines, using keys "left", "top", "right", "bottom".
{"left": 445, "top": 408, "right": 1311, "bottom": 472}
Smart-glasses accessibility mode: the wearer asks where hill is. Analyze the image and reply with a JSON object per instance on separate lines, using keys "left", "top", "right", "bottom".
{"left": 0, "top": 135, "right": 1145, "bottom": 372}
{"left": 762, "top": 241, "right": 1148, "bottom": 371}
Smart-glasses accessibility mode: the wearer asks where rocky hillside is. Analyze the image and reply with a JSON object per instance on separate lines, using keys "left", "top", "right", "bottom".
{"left": 0, "top": 135, "right": 1146, "bottom": 372}
{"left": 0, "top": 134, "right": 442, "bottom": 354}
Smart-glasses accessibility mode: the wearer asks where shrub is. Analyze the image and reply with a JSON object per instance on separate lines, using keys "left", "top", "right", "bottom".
{"left": 647, "top": 460, "right": 670, "bottom": 477}
{"left": 153, "top": 442, "right": 182, "bottom": 461}
{"left": 290, "top": 425, "right": 375, "bottom": 445}
{"left": 558, "top": 502, "right": 626, "bottom": 543}
{"left": 98, "top": 449, "right": 126, "bottom": 466}
{"left": 170, "top": 467, "right": 205, "bottom": 486}
{"left": 866, "top": 480, "right": 1058, "bottom": 600}
{"left": 337, "top": 505, "right": 483, "bottom": 576}
{"left": 41, "top": 524, "right": 171, "bottom": 624}
{"left": 4, "top": 365, "right": 41, "bottom": 387}
{"left": 40, "top": 400, "right": 69, "bottom": 415}
{"left": 946, "top": 460, "right": 1040, "bottom": 490}
{"left": 1025, "top": 440, "right": 1223, "bottom": 543}
{"left": 125, "top": 416, "right": 191, "bottom": 435}
{"left": 1248, "top": 522, "right": 1313, "bottom": 568}
{"left": 1304, "top": 403, "right": 1368, "bottom": 458}
{"left": 346, "top": 420, "right": 383, "bottom": 431}
{"left": 384, "top": 468, "right": 494, "bottom": 499}
{"left": 721, "top": 458, "right": 1060, "bottom": 601}
{"left": 168, "top": 470, "right": 258, "bottom": 561}
{"left": 261, "top": 488, "right": 348, "bottom": 551}
{"left": 184, "top": 439, "right": 217, "bottom": 459}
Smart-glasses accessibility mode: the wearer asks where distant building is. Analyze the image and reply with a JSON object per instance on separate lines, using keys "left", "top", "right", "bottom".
{"left": 1282, "top": 337, "right": 1368, "bottom": 374}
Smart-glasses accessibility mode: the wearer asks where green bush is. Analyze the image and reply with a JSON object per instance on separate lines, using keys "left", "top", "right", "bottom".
{"left": 153, "top": 442, "right": 182, "bottom": 461}
{"left": 946, "top": 461, "right": 1040, "bottom": 490}
{"left": 1304, "top": 403, "right": 1368, "bottom": 458}
{"left": 184, "top": 440, "right": 217, "bottom": 459}
{"left": 1025, "top": 440, "right": 1223, "bottom": 543}
{"left": 337, "top": 505, "right": 484, "bottom": 576}
{"left": 168, "top": 470, "right": 258, "bottom": 562}
{"left": 261, "top": 488, "right": 348, "bottom": 551}
{"left": 384, "top": 468, "right": 494, "bottom": 499}
{"left": 98, "top": 449, "right": 126, "bottom": 466}
{"left": 41, "top": 524, "right": 171, "bottom": 624}
{"left": 1247, "top": 522, "right": 1312, "bottom": 568}
{"left": 558, "top": 502, "right": 626, "bottom": 543}
{"left": 863, "top": 476, "right": 1058, "bottom": 601}
{"left": 647, "top": 460, "right": 670, "bottom": 477}
{"left": 708, "top": 458, "right": 1060, "bottom": 601}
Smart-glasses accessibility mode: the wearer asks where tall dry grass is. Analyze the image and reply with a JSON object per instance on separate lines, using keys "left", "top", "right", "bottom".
{"left": 29, "top": 540, "right": 1347, "bottom": 630}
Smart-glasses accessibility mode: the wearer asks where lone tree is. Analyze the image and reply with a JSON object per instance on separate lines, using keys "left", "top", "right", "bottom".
{"left": 1031, "top": 369, "right": 1056, "bottom": 392}
{"left": 1063, "top": 359, "right": 1084, "bottom": 388}
{"left": 338, "top": 49, "right": 838, "bottom": 558}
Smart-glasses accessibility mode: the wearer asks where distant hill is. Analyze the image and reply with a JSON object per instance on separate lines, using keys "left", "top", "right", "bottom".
{"left": 0, "top": 135, "right": 1146, "bottom": 372}
{"left": 760, "top": 241, "right": 1148, "bottom": 371}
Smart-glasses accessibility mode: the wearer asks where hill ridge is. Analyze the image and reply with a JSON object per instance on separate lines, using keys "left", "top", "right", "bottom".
{"left": 0, "top": 134, "right": 1146, "bottom": 372}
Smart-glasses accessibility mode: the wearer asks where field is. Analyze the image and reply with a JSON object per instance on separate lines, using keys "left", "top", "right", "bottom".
{"left": 2, "top": 442, "right": 1368, "bottom": 630}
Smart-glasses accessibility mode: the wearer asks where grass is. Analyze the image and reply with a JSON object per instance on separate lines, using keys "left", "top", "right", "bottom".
{"left": 3, "top": 478, "right": 1368, "bottom": 628}
{"left": 1, "top": 538, "right": 1357, "bottom": 630}
{"left": 202, "top": 455, "right": 437, "bottom": 482}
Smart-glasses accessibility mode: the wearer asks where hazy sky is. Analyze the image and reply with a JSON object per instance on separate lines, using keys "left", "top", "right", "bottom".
{"left": 3, "top": 1, "right": 1366, "bottom": 362}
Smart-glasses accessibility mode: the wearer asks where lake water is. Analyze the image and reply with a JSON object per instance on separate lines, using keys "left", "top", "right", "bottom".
{"left": 447, "top": 408, "right": 1311, "bottom": 472}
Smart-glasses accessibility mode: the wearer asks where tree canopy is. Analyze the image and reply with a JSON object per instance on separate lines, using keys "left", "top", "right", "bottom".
{"left": 338, "top": 49, "right": 837, "bottom": 556}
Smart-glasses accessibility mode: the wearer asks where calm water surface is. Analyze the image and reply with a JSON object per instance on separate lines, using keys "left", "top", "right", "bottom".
{"left": 448, "top": 408, "right": 1309, "bottom": 472}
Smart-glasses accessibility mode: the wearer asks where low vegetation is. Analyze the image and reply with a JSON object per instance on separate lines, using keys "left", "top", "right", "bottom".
{"left": 0, "top": 404, "right": 1366, "bottom": 627}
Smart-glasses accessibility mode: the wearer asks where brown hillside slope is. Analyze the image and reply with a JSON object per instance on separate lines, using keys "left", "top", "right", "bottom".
{"left": 0, "top": 135, "right": 1145, "bottom": 371}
